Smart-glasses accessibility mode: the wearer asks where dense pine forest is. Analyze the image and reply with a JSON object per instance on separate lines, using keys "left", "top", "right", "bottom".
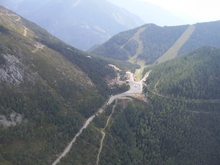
{"left": 99, "top": 97, "right": 220, "bottom": 165}
{"left": 1, "top": 5, "right": 220, "bottom": 165}
{"left": 145, "top": 46, "right": 220, "bottom": 100}
{"left": 91, "top": 21, "right": 220, "bottom": 65}
{"left": 0, "top": 6, "right": 130, "bottom": 164}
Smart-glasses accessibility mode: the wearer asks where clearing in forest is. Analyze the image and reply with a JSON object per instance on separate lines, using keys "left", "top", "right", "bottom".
{"left": 124, "top": 27, "right": 147, "bottom": 80}
{"left": 156, "top": 25, "right": 195, "bottom": 64}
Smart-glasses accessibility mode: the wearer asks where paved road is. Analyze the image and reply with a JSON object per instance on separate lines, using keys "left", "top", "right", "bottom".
{"left": 107, "top": 71, "right": 152, "bottom": 105}
{"left": 107, "top": 81, "right": 142, "bottom": 105}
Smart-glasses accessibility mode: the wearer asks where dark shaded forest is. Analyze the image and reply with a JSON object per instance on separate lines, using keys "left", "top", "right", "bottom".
{"left": 145, "top": 46, "right": 220, "bottom": 100}
{"left": 99, "top": 96, "right": 220, "bottom": 165}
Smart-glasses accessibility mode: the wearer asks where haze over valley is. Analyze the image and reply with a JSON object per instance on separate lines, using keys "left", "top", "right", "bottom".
{"left": 0, "top": 1, "right": 220, "bottom": 165}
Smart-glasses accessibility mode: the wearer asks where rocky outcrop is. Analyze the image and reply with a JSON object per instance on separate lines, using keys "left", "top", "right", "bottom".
{"left": 0, "top": 54, "right": 25, "bottom": 85}
{"left": 0, "top": 112, "right": 23, "bottom": 127}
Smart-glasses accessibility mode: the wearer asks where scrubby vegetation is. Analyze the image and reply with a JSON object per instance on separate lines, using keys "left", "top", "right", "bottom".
{"left": 0, "top": 6, "right": 115, "bottom": 165}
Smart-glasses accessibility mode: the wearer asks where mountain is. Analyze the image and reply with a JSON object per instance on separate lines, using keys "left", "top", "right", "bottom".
{"left": 100, "top": 46, "right": 220, "bottom": 165}
{"left": 0, "top": 0, "right": 145, "bottom": 50}
{"left": 107, "top": 0, "right": 190, "bottom": 26}
{"left": 146, "top": 46, "right": 220, "bottom": 100}
{"left": 60, "top": 46, "right": 220, "bottom": 164}
{"left": 90, "top": 21, "right": 220, "bottom": 65}
{"left": 1, "top": 5, "right": 220, "bottom": 165}
{"left": 0, "top": 6, "right": 121, "bottom": 164}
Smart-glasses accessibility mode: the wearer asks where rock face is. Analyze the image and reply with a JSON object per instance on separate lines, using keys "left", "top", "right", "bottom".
{"left": 0, "top": 6, "right": 119, "bottom": 165}
{"left": 0, "top": 54, "right": 25, "bottom": 85}
{"left": 0, "top": 112, "right": 23, "bottom": 127}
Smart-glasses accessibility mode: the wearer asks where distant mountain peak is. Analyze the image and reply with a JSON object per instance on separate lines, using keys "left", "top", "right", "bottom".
{"left": 0, "top": 0, "right": 145, "bottom": 50}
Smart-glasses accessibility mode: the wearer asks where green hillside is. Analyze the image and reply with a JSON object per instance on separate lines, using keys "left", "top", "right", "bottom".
{"left": 97, "top": 97, "right": 220, "bottom": 165}
{"left": 178, "top": 21, "right": 220, "bottom": 55}
{"left": 90, "top": 24, "right": 188, "bottom": 64}
{"left": 53, "top": 46, "right": 220, "bottom": 165}
{"left": 91, "top": 21, "right": 220, "bottom": 67}
{"left": 0, "top": 6, "right": 120, "bottom": 165}
{"left": 90, "top": 26, "right": 141, "bottom": 60}
{"left": 0, "top": 0, "right": 144, "bottom": 50}
{"left": 91, "top": 47, "right": 220, "bottom": 165}
{"left": 146, "top": 46, "right": 220, "bottom": 100}
{"left": 1, "top": 5, "right": 220, "bottom": 165}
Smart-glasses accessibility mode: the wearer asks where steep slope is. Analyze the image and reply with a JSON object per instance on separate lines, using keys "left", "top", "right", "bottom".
{"left": 156, "top": 25, "right": 195, "bottom": 63}
{"left": 98, "top": 95, "right": 220, "bottom": 165}
{"left": 49, "top": 48, "right": 220, "bottom": 165}
{"left": 178, "top": 21, "right": 220, "bottom": 55}
{"left": 0, "top": 6, "right": 117, "bottom": 165}
{"left": 91, "top": 21, "right": 220, "bottom": 65}
{"left": 92, "top": 47, "right": 220, "bottom": 165}
{"left": 146, "top": 46, "right": 220, "bottom": 100}
{"left": 90, "top": 24, "right": 188, "bottom": 64}
{"left": 0, "top": 0, "right": 144, "bottom": 50}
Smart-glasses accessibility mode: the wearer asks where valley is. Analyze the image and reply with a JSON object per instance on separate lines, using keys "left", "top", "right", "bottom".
{"left": 52, "top": 69, "right": 150, "bottom": 165}
{"left": 0, "top": 0, "right": 144, "bottom": 50}
{"left": 0, "top": 4, "right": 220, "bottom": 165}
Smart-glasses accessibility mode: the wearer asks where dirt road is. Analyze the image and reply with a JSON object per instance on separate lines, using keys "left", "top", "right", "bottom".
{"left": 52, "top": 70, "right": 151, "bottom": 165}
{"left": 96, "top": 100, "right": 117, "bottom": 165}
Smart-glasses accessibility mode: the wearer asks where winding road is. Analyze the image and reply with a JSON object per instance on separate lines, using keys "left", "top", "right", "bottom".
{"left": 32, "top": 42, "right": 45, "bottom": 53}
{"left": 96, "top": 100, "right": 117, "bottom": 165}
{"left": 52, "top": 104, "right": 107, "bottom": 165}
{"left": 5, "top": 13, "right": 28, "bottom": 37}
{"left": 52, "top": 71, "right": 151, "bottom": 165}
{"left": 153, "top": 79, "right": 220, "bottom": 104}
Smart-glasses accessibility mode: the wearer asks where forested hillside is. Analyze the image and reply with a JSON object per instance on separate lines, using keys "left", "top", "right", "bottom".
{"left": 1, "top": 5, "right": 220, "bottom": 165}
{"left": 178, "top": 21, "right": 220, "bottom": 55}
{"left": 145, "top": 46, "right": 220, "bottom": 100}
{"left": 90, "top": 26, "right": 141, "bottom": 60}
{"left": 0, "top": 6, "right": 121, "bottom": 165}
{"left": 90, "top": 24, "right": 188, "bottom": 64}
{"left": 98, "top": 97, "right": 220, "bottom": 165}
{"left": 90, "top": 47, "right": 220, "bottom": 165}
{"left": 52, "top": 46, "right": 220, "bottom": 165}
{"left": 91, "top": 21, "right": 220, "bottom": 65}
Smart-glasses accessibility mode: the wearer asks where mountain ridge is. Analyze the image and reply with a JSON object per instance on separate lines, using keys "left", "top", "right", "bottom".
{"left": 0, "top": 6, "right": 119, "bottom": 164}
{"left": 90, "top": 21, "right": 220, "bottom": 65}
{"left": 0, "top": 0, "right": 145, "bottom": 50}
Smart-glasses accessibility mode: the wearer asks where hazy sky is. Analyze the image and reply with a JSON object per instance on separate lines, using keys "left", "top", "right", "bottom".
{"left": 143, "top": 0, "right": 220, "bottom": 22}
